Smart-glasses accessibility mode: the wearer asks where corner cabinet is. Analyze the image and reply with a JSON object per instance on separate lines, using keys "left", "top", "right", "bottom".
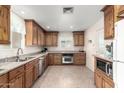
{"left": 0, "top": 5, "right": 10, "bottom": 44}
{"left": 102, "top": 6, "right": 115, "bottom": 39}
{"left": 25, "top": 20, "right": 45, "bottom": 46}
{"left": 73, "top": 31, "right": 84, "bottom": 46}
{"left": 45, "top": 32, "right": 58, "bottom": 46}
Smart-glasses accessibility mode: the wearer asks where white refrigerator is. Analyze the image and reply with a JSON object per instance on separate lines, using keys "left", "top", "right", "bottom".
{"left": 113, "top": 19, "right": 124, "bottom": 88}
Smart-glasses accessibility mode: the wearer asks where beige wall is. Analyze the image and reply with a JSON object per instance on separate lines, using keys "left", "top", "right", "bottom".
{"left": 85, "top": 18, "right": 104, "bottom": 71}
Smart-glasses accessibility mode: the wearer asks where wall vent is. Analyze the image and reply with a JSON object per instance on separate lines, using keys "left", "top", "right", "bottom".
{"left": 63, "top": 7, "right": 74, "bottom": 14}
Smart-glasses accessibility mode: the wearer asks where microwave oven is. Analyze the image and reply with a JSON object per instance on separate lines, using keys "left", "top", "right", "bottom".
{"left": 96, "top": 58, "right": 113, "bottom": 78}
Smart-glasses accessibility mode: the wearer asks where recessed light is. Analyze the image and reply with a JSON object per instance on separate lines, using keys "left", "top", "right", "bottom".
{"left": 21, "top": 11, "right": 25, "bottom": 14}
{"left": 70, "top": 26, "right": 73, "bottom": 29}
{"left": 47, "top": 26, "right": 50, "bottom": 29}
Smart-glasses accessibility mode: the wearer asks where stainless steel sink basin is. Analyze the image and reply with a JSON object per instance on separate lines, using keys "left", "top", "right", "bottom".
{"left": 17, "top": 56, "right": 35, "bottom": 62}
{"left": 0, "top": 69, "right": 5, "bottom": 71}
{"left": 6, "top": 56, "right": 35, "bottom": 62}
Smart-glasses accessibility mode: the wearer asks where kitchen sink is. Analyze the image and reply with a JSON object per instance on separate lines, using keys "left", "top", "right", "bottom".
{"left": 17, "top": 56, "right": 35, "bottom": 62}
{"left": 6, "top": 56, "right": 35, "bottom": 62}
{"left": 0, "top": 69, "right": 5, "bottom": 71}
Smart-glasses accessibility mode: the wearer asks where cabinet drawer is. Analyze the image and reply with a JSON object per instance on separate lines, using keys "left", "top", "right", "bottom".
{"left": 9, "top": 66, "right": 24, "bottom": 80}
{"left": 0, "top": 74, "right": 8, "bottom": 88}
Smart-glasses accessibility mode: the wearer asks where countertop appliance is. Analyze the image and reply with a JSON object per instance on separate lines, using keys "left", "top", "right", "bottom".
{"left": 113, "top": 19, "right": 124, "bottom": 88}
{"left": 96, "top": 58, "right": 113, "bottom": 78}
{"left": 62, "top": 54, "right": 73, "bottom": 64}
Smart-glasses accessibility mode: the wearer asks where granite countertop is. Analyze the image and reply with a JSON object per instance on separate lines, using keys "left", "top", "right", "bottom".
{"left": 0, "top": 52, "right": 47, "bottom": 76}
{"left": 94, "top": 54, "right": 113, "bottom": 62}
{"left": 48, "top": 51, "right": 86, "bottom": 53}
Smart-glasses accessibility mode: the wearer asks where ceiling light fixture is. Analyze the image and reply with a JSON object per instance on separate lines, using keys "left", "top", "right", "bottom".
{"left": 21, "top": 11, "right": 25, "bottom": 14}
{"left": 47, "top": 26, "right": 50, "bottom": 29}
{"left": 70, "top": 26, "right": 73, "bottom": 29}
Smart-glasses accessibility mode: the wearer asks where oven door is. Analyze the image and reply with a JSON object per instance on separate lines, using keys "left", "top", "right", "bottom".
{"left": 62, "top": 56, "right": 73, "bottom": 64}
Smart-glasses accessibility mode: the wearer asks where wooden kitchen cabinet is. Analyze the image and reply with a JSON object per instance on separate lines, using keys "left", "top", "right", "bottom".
{"left": 94, "top": 69, "right": 114, "bottom": 88}
{"left": 45, "top": 33, "right": 53, "bottom": 46}
{"left": 48, "top": 53, "right": 54, "bottom": 65}
{"left": 54, "top": 53, "right": 62, "bottom": 65}
{"left": 48, "top": 53, "right": 62, "bottom": 65}
{"left": 117, "top": 5, "right": 124, "bottom": 16}
{"left": 73, "top": 53, "right": 86, "bottom": 65}
{"left": 73, "top": 31, "right": 84, "bottom": 46}
{"left": 9, "top": 66, "right": 25, "bottom": 88}
{"left": 25, "top": 67, "right": 33, "bottom": 88}
{"left": 0, "top": 5, "right": 10, "bottom": 44}
{"left": 0, "top": 74, "right": 8, "bottom": 88}
{"left": 94, "top": 71, "right": 102, "bottom": 88}
{"left": 25, "top": 20, "right": 45, "bottom": 46}
{"left": 102, "top": 6, "right": 114, "bottom": 39}
{"left": 9, "top": 73, "right": 24, "bottom": 88}
{"left": 45, "top": 32, "right": 58, "bottom": 46}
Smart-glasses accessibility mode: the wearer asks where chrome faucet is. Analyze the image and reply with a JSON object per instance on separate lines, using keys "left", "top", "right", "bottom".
{"left": 16, "top": 48, "right": 23, "bottom": 62}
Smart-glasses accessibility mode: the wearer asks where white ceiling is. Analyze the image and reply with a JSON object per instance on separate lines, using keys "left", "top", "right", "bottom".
{"left": 11, "top": 5, "right": 104, "bottom": 31}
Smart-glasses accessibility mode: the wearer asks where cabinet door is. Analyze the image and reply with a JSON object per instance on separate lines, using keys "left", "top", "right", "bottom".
{"left": 52, "top": 33, "right": 58, "bottom": 46}
{"left": 46, "top": 33, "right": 52, "bottom": 46}
{"left": 104, "top": 6, "right": 114, "bottom": 39}
{"left": 33, "top": 23, "right": 38, "bottom": 45}
{"left": 74, "top": 34, "right": 79, "bottom": 46}
{"left": 33, "top": 61, "right": 39, "bottom": 81}
{"left": 37, "top": 28, "right": 41, "bottom": 46}
{"left": 9, "top": 73, "right": 24, "bottom": 88}
{"left": 118, "top": 5, "right": 124, "bottom": 15}
{"left": 0, "top": 6, "right": 10, "bottom": 44}
{"left": 95, "top": 72, "right": 102, "bottom": 88}
{"left": 102, "top": 77, "right": 114, "bottom": 88}
{"left": 54, "top": 54, "right": 62, "bottom": 65}
{"left": 78, "top": 34, "right": 84, "bottom": 46}
{"left": 0, "top": 74, "right": 8, "bottom": 88}
{"left": 73, "top": 53, "right": 86, "bottom": 65}
{"left": 25, "top": 67, "right": 33, "bottom": 88}
{"left": 41, "top": 31, "right": 45, "bottom": 46}
{"left": 48, "top": 53, "right": 54, "bottom": 65}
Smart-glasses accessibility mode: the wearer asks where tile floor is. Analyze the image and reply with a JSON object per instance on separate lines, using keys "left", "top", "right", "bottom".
{"left": 32, "top": 65, "right": 96, "bottom": 88}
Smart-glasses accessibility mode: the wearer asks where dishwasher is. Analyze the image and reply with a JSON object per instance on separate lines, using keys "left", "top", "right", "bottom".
{"left": 38, "top": 56, "right": 45, "bottom": 77}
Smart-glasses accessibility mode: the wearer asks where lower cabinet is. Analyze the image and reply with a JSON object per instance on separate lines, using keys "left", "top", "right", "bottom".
{"left": 73, "top": 53, "right": 86, "bottom": 65}
{"left": 25, "top": 59, "right": 39, "bottom": 88}
{"left": 0, "top": 74, "right": 8, "bottom": 88}
{"left": 25, "top": 67, "right": 33, "bottom": 88}
{"left": 54, "top": 53, "right": 62, "bottom": 65}
{"left": 9, "top": 73, "right": 24, "bottom": 88}
{"left": 9, "top": 66, "right": 25, "bottom": 88}
{"left": 94, "top": 69, "right": 114, "bottom": 88}
{"left": 48, "top": 53, "right": 62, "bottom": 65}
{"left": 95, "top": 71, "right": 102, "bottom": 88}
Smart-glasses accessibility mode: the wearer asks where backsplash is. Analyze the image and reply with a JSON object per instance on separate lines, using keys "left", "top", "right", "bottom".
{"left": 0, "top": 47, "right": 42, "bottom": 59}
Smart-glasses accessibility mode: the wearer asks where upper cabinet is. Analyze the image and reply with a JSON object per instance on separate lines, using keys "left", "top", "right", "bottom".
{"left": 117, "top": 5, "right": 124, "bottom": 16}
{"left": 25, "top": 20, "right": 45, "bottom": 46}
{"left": 0, "top": 5, "right": 10, "bottom": 44}
{"left": 101, "top": 5, "right": 124, "bottom": 40}
{"left": 101, "top": 6, "right": 115, "bottom": 40}
{"left": 45, "top": 32, "right": 58, "bottom": 46}
{"left": 73, "top": 31, "right": 84, "bottom": 46}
